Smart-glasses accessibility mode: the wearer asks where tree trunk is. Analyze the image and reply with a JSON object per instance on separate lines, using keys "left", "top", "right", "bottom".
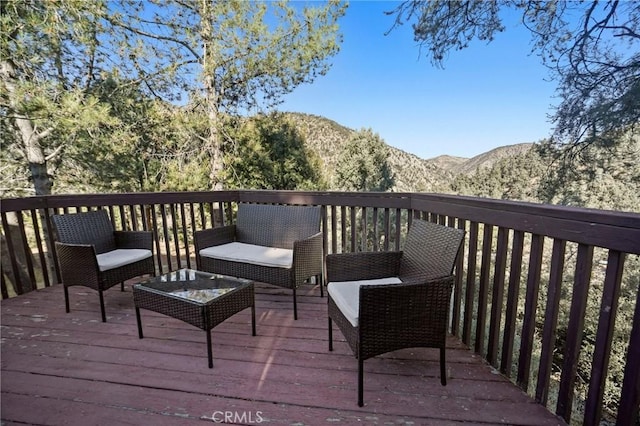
{"left": 2, "top": 58, "right": 55, "bottom": 293}
{"left": 200, "top": 0, "right": 224, "bottom": 191}
{"left": 1, "top": 59, "right": 53, "bottom": 196}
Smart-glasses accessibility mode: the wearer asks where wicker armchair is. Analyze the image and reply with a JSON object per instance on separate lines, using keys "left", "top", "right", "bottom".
{"left": 195, "top": 203, "right": 323, "bottom": 320}
{"left": 327, "top": 219, "right": 465, "bottom": 406}
{"left": 52, "top": 209, "right": 155, "bottom": 322}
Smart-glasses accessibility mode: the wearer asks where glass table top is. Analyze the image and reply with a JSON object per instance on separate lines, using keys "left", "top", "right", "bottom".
{"left": 135, "top": 269, "right": 252, "bottom": 304}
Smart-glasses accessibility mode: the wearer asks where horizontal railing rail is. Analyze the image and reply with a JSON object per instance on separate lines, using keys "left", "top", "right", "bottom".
{"left": 1, "top": 190, "right": 639, "bottom": 425}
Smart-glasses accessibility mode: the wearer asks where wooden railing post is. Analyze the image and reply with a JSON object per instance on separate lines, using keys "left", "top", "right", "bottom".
{"left": 618, "top": 283, "right": 640, "bottom": 426}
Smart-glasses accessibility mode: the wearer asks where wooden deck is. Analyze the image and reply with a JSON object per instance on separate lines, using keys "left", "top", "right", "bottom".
{"left": 1, "top": 280, "right": 566, "bottom": 425}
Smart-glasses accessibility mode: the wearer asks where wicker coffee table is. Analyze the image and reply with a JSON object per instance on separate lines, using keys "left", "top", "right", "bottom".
{"left": 133, "top": 269, "right": 255, "bottom": 368}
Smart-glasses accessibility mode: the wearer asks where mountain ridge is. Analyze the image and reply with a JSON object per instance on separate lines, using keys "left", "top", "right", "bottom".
{"left": 284, "top": 112, "right": 536, "bottom": 191}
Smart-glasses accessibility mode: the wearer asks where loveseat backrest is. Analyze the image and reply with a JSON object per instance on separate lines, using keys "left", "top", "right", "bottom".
{"left": 398, "top": 219, "right": 465, "bottom": 282}
{"left": 236, "top": 204, "right": 320, "bottom": 249}
{"left": 52, "top": 209, "right": 117, "bottom": 255}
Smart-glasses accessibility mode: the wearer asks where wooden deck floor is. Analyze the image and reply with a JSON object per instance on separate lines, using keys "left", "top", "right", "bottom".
{"left": 1, "top": 281, "right": 566, "bottom": 425}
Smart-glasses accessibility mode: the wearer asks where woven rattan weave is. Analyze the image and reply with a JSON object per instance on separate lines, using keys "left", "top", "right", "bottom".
{"left": 195, "top": 203, "right": 323, "bottom": 320}
{"left": 327, "top": 219, "right": 465, "bottom": 406}
{"left": 133, "top": 269, "right": 255, "bottom": 368}
{"left": 52, "top": 209, "right": 155, "bottom": 322}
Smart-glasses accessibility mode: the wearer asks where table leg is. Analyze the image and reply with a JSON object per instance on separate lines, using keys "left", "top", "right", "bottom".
{"left": 207, "top": 329, "right": 213, "bottom": 368}
{"left": 135, "top": 307, "right": 144, "bottom": 339}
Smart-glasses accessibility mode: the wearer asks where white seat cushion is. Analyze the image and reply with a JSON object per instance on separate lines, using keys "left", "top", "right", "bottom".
{"left": 96, "top": 249, "right": 152, "bottom": 272}
{"left": 199, "top": 242, "right": 293, "bottom": 269}
{"left": 327, "top": 277, "right": 403, "bottom": 327}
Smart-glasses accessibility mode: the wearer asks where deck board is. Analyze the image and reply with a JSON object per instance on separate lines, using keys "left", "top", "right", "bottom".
{"left": 1, "top": 281, "right": 566, "bottom": 425}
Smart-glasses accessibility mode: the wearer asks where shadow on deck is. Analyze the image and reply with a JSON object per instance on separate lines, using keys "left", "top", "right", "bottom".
{"left": 1, "top": 280, "right": 565, "bottom": 425}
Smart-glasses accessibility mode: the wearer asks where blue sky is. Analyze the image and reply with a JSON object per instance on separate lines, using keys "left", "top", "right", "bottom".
{"left": 278, "top": 1, "right": 557, "bottom": 159}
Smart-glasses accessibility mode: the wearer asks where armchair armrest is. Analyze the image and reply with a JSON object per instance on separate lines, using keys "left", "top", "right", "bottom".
{"left": 194, "top": 225, "right": 237, "bottom": 252}
{"left": 293, "top": 231, "right": 323, "bottom": 283}
{"left": 114, "top": 231, "right": 153, "bottom": 250}
{"left": 326, "top": 251, "right": 403, "bottom": 282}
{"left": 358, "top": 275, "right": 455, "bottom": 353}
{"left": 54, "top": 242, "right": 101, "bottom": 288}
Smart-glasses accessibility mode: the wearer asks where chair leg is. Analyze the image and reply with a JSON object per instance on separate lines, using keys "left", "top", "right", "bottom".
{"left": 328, "top": 317, "right": 333, "bottom": 351}
{"left": 99, "top": 290, "right": 107, "bottom": 322}
{"left": 135, "top": 307, "right": 144, "bottom": 338}
{"left": 120, "top": 281, "right": 125, "bottom": 291}
{"left": 64, "top": 286, "right": 70, "bottom": 313}
{"left": 319, "top": 274, "right": 324, "bottom": 298}
{"left": 358, "top": 358, "right": 364, "bottom": 407}
{"left": 293, "top": 287, "right": 298, "bottom": 320}
{"left": 440, "top": 346, "right": 447, "bottom": 386}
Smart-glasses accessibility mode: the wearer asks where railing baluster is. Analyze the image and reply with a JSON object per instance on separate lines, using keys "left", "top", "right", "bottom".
{"left": 118, "top": 205, "right": 127, "bottom": 230}
{"left": 584, "top": 250, "right": 626, "bottom": 425}
{"left": 169, "top": 204, "right": 181, "bottom": 269}
{"left": 159, "top": 204, "right": 172, "bottom": 272}
{"left": 360, "top": 206, "right": 367, "bottom": 252}
{"left": 221, "top": 201, "right": 229, "bottom": 226}
{"left": 341, "top": 205, "right": 347, "bottom": 253}
{"left": 321, "top": 205, "right": 328, "bottom": 285}
{"left": 618, "top": 279, "right": 640, "bottom": 425}
{"left": 488, "top": 226, "right": 509, "bottom": 366}
{"left": 30, "top": 208, "right": 51, "bottom": 288}
{"left": 330, "top": 205, "right": 337, "bottom": 254}
{"left": 189, "top": 203, "right": 198, "bottom": 269}
{"left": 536, "top": 238, "right": 567, "bottom": 405}
{"left": 451, "top": 218, "right": 466, "bottom": 337}
{"left": 350, "top": 206, "right": 356, "bottom": 253}
{"left": 501, "top": 229, "right": 525, "bottom": 376}
{"left": 43, "top": 208, "right": 60, "bottom": 284}
{"left": 518, "top": 233, "right": 545, "bottom": 390}
{"left": 463, "top": 221, "right": 479, "bottom": 346}
{"left": 149, "top": 204, "right": 163, "bottom": 274}
{"left": 383, "top": 208, "right": 390, "bottom": 251}
{"left": 556, "top": 243, "right": 594, "bottom": 423}
{"left": 207, "top": 202, "right": 215, "bottom": 226}
{"left": 129, "top": 204, "right": 138, "bottom": 230}
{"left": 394, "top": 208, "right": 401, "bottom": 251}
{"left": 475, "top": 224, "right": 494, "bottom": 354}
{"left": 372, "top": 207, "right": 379, "bottom": 251}
{"left": 180, "top": 203, "right": 190, "bottom": 269}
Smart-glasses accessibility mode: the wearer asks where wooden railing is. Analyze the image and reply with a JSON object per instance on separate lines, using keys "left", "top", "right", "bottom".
{"left": 1, "top": 190, "right": 639, "bottom": 425}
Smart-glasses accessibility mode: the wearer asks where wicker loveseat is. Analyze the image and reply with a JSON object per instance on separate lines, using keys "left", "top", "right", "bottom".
{"left": 52, "top": 209, "right": 155, "bottom": 322}
{"left": 194, "top": 203, "right": 323, "bottom": 319}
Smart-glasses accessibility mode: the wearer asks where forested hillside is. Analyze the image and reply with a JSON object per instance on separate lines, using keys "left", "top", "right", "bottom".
{"left": 285, "top": 112, "right": 534, "bottom": 193}
{"left": 439, "top": 143, "right": 534, "bottom": 175}
{"left": 284, "top": 111, "right": 640, "bottom": 215}
{"left": 285, "top": 112, "right": 449, "bottom": 192}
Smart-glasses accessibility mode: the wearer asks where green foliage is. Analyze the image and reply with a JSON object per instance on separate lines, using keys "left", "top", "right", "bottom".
{"left": 1, "top": 0, "right": 347, "bottom": 195}
{"left": 108, "top": 0, "right": 347, "bottom": 111}
{"left": 446, "top": 129, "right": 640, "bottom": 214}
{"left": 449, "top": 145, "right": 549, "bottom": 201}
{"left": 222, "top": 112, "right": 325, "bottom": 190}
{"left": 539, "top": 129, "right": 640, "bottom": 211}
{"left": 108, "top": 0, "right": 347, "bottom": 188}
{"left": 389, "top": 1, "right": 640, "bottom": 150}
{"left": 1, "top": 0, "right": 114, "bottom": 195}
{"left": 335, "top": 128, "right": 395, "bottom": 192}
